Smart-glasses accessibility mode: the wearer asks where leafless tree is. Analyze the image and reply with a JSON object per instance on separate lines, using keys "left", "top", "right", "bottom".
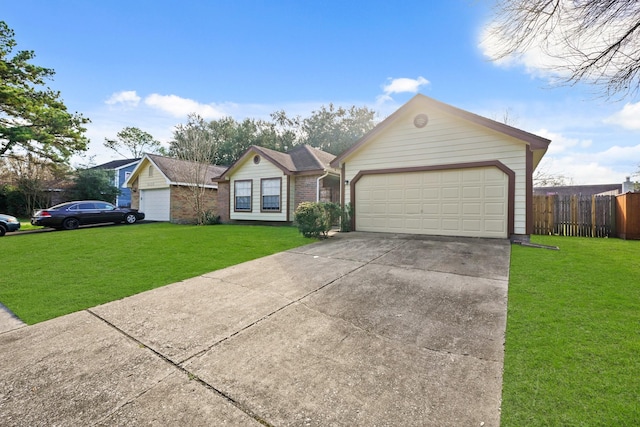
{"left": 104, "top": 127, "right": 160, "bottom": 159}
{"left": 485, "top": 0, "right": 640, "bottom": 98}
{"left": 533, "top": 165, "right": 572, "bottom": 187}
{"left": 169, "top": 114, "right": 221, "bottom": 225}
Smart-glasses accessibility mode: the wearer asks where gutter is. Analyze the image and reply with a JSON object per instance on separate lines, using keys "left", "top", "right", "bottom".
{"left": 316, "top": 170, "right": 330, "bottom": 202}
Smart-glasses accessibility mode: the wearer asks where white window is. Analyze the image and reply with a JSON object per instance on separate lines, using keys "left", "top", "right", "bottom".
{"left": 234, "top": 180, "right": 252, "bottom": 212}
{"left": 123, "top": 171, "right": 132, "bottom": 188}
{"left": 261, "top": 178, "right": 281, "bottom": 212}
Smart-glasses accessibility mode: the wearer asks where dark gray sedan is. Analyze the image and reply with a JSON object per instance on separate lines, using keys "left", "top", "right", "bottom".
{"left": 31, "top": 201, "right": 145, "bottom": 230}
{"left": 0, "top": 213, "right": 21, "bottom": 236}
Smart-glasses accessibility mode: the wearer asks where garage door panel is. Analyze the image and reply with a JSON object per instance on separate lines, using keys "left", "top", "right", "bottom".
{"left": 462, "top": 169, "right": 482, "bottom": 181}
{"left": 485, "top": 219, "right": 506, "bottom": 232}
{"left": 463, "top": 219, "right": 482, "bottom": 232}
{"left": 355, "top": 167, "right": 508, "bottom": 238}
{"left": 442, "top": 187, "right": 459, "bottom": 198}
{"left": 442, "top": 203, "right": 459, "bottom": 214}
{"left": 442, "top": 219, "right": 460, "bottom": 230}
{"left": 463, "top": 202, "right": 481, "bottom": 215}
{"left": 485, "top": 202, "right": 505, "bottom": 215}
{"left": 463, "top": 186, "right": 482, "bottom": 198}
{"left": 405, "top": 188, "right": 422, "bottom": 199}
{"left": 485, "top": 185, "right": 505, "bottom": 198}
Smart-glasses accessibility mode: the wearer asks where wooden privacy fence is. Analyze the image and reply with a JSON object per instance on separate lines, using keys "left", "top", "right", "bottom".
{"left": 533, "top": 195, "right": 616, "bottom": 237}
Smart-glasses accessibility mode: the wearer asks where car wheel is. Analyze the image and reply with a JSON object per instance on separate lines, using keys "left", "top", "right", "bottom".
{"left": 62, "top": 217, "right": 80, "bottom": 230}
{"left": 0, "top": 225, "right": 6, "bottom": 237}
{"left": 124, "top": 213, "right": 138, "bottom": 224}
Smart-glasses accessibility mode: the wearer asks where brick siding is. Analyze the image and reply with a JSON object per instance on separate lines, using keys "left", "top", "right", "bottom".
{"left": 130, "top": 177, "right": 140, "bottom": 209}
{"left": 170, "top": 185, "right": 218, "bottom": 224}
{"left": 294, "top": 175, "right": 319, "bottom": 210}
{"left": 217, "top": 181, "right": 230, "bottom": 222}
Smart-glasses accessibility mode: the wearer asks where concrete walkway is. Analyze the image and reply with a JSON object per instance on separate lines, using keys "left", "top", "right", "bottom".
{"left": 0, "top": 303, "right": 25, "bottom": 333}
{"left": 0, "top": 232, "right": 511, "bottom": 426}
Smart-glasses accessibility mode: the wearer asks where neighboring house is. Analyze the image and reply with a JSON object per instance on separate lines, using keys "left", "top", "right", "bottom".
{"left": 92, "top": 158, "right": 141, "bottom": 208}
{"left": 125, "top": 154, "right": 227, "bottom": 223}
{"left": 330, "top": 94, "right": 551, "bottom": 240}
{"left": 214, "top": 145, "right": 340, "bottom": 223}
{"left": 534, "top": 183, "right": 622, "bottom": 197}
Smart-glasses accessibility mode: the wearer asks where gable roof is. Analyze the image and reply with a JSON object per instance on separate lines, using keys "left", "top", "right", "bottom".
{"left": 147, "top": 154, "right": 228, "bottom": 184}
{"left": 125, "top": 153, "right": 228, "bottom": 188}
{"left": 217, "top": 144, "right": 337, "bottom": 179}
{"left": 330, "top": 94, "right": 551, "bottom": 169}
{"left": 91, "top": 158, "right": 141, "bottom": 170}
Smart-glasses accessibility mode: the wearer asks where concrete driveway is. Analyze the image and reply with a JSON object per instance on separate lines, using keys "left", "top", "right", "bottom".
{"left": 0, "top": 232, "right": 510, "bottom": 426}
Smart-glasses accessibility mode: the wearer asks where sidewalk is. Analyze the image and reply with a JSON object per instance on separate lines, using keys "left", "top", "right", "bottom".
{"left": 0, "top": 303, "right": 25, "bottom": 333}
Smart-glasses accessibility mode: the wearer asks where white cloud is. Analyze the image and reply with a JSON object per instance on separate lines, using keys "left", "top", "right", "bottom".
{"left": 105, "top": 90, "right": 141, "bottom": 107}
{"left": 535, "top": 129, "right": 593, "bottom": 155}
{"left": 376, "top": 76, "right": 430, "bottom": 104}
{"left": 536, "top": 155, "right": 625, "bottom": 185}
{"left": 382, "top": 76, "right": 430, "bottom": 95}
{"left": 605, "top": 102, "right": 640, "bottom": 130}
{"left": 534, "top": 135, "right": 640, "bottom": 185}
{"left": 144, "top": 94, "right": 230, "bottom": 119}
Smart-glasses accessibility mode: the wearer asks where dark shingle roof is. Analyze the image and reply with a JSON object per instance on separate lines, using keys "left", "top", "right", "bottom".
{"left": 146, "top": 154, "right": 228, "bottom": 185}
{"left": 246, "top": 144, "right": 335, "bottom": 174}
{"left": 92, "top": 158, "right": 141, "bottom": 170}
{"left": 533, "top": 184, "right": 622, "bottom": 196}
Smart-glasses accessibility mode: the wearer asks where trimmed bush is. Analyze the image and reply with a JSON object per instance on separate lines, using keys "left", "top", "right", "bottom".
{"left": 294, "top": 202, "right": 340, "bottom": 238}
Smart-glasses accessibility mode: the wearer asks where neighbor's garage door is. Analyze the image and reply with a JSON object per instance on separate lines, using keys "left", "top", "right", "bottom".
{"left": 140, "top": 188, "right": 170, "bottom": 221}
{"left": 355, "top": 167, "right": 508, "bottom": 238}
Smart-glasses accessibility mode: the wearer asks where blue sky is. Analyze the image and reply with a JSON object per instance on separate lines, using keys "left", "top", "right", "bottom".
{"left": 4, "top": 0, "right": 640, "bottom": 184}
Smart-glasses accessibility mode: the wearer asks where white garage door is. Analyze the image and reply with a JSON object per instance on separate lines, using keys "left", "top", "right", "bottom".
{"left": 140, "top": 188, "right": 170, "bottom": 221}
{"left": 355, "top": 167, "right": 508, "bottom": 238}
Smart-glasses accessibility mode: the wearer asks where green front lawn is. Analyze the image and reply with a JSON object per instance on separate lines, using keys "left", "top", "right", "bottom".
{"left": 18, "top": 218, "right": 42, "bottom": 231}
{"left": 3, "top": 226, "right": 638, "bottom": 424}
{"left": 0, "top": 223, "right": 309, "bottom": 324}
{"left": 503, "top": 236, "right": 640, "bottom": 426}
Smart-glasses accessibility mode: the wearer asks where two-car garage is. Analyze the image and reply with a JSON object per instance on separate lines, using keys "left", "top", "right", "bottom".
{"left": 353, "top": 165, "right": 511, "bottom": 238}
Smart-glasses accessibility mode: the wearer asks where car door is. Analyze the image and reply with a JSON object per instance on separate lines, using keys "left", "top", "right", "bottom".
{"left": 75, "top": 202, "right": 99, "bottom": 224}
{"left": 94, "top": 202, "right": 122, "bottom": 223}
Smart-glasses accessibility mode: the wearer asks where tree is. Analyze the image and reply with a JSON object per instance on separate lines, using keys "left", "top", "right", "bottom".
{"left": 69, "top": 168, "right": 119, "bottom": 202}
{"left": 166, "top": 105, "right": 378, "bottom": 167}
{"left": 170, "top": 114, "right": 220, "bottom": 224}
{"left": 300, "top": 104, "right": 377, "bottom": 155}
{"left": 533, "top": 167, "right": 572, "bottom": 187}
{"left": 0, "top": 154, "right": 71, "bottom": 215}
{"left": 485, "top": 1, "right": 640, "bottom": 98}
{"left": 104, "top": 126, "right": 160, "bottom": 158}
{"left": 0, "top": 21, "right": 90, "bottom": 162}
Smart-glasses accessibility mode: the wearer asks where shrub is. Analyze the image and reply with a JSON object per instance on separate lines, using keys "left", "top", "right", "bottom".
{"left": 203, "top": 210, "right": 221, "bottom": 225}
{"left": 341, "top": 202, "right": 353, "bottom": 232}
{"left": 294, "top": 202, "right": 340, "bottom": 238}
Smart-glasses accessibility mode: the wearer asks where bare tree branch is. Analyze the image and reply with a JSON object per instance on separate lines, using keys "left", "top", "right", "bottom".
{"left": 485, "top": 0, "right": 640, "bottom": 98}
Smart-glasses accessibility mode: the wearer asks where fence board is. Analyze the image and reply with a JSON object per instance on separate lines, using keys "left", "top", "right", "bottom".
{"left": 533, "top": 195, "right": 616, "bottom": 237}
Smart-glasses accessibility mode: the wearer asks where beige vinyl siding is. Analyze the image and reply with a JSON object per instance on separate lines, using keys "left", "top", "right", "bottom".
{"left": 344, "top": 108, "right": 528, "bottom": 234}
{"left": 137, "top": 162, "right": 170, "bottom": 189}
{"left": 230, "top": 157, "right": 288, "bottom": 221}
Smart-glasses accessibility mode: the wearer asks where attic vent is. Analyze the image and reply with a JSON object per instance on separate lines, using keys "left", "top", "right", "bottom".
{"left": 413, "top": 114, "right": 429, "bottom": 128}
{"left": 253, "top": 155, "right": 261, "bottom": 164}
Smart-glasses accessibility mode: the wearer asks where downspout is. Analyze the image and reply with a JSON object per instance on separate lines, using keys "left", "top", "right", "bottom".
{"left": 316, "top": 170, "right": 330, "bottom": 202}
